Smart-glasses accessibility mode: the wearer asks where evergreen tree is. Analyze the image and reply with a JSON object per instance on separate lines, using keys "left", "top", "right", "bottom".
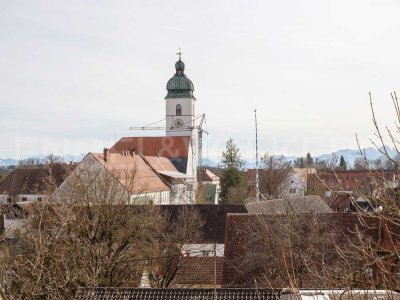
{"left": 220, "top": 138, "right": 245, "bottom": 203}
{"left": 221, "top": 138, "right": 244, "bottom": 169}
{"left": 339, "top": 155, "right": 347, "bottom": 170}
{"left": 305, "top": 152, "right": 313, "bottom": 167}
{"left": 293, "top": 157, "right": 304, "bottom": 168}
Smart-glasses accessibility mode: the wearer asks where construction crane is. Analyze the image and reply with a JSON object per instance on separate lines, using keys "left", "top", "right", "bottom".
{"left": 196, "top": 114, "right": 208, "bottom": 168}
{"left": 129, "top": 114, "right": 208, "bottom": 168}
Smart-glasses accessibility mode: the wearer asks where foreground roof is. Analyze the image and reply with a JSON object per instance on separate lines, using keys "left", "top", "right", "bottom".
{"left": 75, "top": 288, "right": 281, "bottom": 300}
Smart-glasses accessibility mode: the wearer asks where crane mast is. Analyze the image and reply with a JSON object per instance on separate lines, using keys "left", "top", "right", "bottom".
{"left": 129, "top": 114, "right": 208, "bottom": 170}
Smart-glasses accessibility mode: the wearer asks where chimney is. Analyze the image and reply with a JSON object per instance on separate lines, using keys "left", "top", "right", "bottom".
{"left": 103, "top": 148, "right": 110, "bottom": 162}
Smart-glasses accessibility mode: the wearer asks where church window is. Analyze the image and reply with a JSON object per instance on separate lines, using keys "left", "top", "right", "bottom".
{"left": 176, "top": 104, "right": 182, "bottom": 116}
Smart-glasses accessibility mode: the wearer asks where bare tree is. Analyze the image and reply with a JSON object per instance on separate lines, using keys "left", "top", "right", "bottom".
{"left": 147, "top": 206, "right": 203, "bottom": 288}
{"left": 228, "top": 209, "right": 343, "bottom": 289}
{"left": 0, "top": 159, "right": 202, "bottom": 298}
{"left": 259, "top": 154, "right": 292, "bottom": 199}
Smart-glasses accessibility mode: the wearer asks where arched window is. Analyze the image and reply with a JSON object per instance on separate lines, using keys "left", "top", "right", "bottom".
{"left": 176, "top": 104, "right": 182, "bottom": 116}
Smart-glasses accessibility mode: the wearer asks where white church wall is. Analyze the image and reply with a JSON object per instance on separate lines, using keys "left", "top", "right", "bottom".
{"left": 166, "top": 98, "right": 195, "bottom": 137}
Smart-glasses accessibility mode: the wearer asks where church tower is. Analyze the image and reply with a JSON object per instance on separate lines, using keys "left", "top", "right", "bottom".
{"left": 165, "top": 53, "right": 196, "bottom": 137}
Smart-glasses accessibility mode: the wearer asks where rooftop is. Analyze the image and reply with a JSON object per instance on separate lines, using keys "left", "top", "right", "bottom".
{"left": 91, "top": 152, "right": 171, "bottom": 194}
{"left": 75, "top": 288, "right": 281, "bottom": 300}
{"left": 110, "top": 136, "right": 190, "bottom": 158}
{"left": 0, "top": 163, "right": 74, "bottom": 195}
{"left": 165, "top": 57, "right": 195, "bottom": 99}
{"left": 245, "top": 196, "right": 333, "bottom": 215}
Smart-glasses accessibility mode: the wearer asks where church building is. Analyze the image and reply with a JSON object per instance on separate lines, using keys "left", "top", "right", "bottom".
{"left": 54, "top": 54, "right": 219, "bottom": 205}
{"left": 112, "top": 54, "right": 198, "bottom": 180}
{"left": 108, "top": 54, "right": 212, "bottom": 204}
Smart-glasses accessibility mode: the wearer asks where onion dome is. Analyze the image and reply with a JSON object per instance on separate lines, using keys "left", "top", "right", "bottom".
{"left": 165, "top": 57, "right": 195, "bottom": 99}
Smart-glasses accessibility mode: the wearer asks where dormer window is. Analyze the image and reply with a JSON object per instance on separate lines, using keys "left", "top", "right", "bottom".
{"left": 176, "top": 104, "right": 182, "bottom": 116}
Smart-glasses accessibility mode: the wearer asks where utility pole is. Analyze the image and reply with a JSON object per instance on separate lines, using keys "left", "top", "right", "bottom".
{"left": 254, "top": 109, "right": 260, "bottom": 203}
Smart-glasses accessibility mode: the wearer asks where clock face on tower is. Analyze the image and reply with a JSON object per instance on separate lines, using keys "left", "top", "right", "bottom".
{"left": 173, "top": 118, "right": 184, "bottom": 128}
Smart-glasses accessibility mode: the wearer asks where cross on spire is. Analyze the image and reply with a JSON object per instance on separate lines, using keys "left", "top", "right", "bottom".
{"left": 176, "top": 47, "right": 183, "bottom": 60}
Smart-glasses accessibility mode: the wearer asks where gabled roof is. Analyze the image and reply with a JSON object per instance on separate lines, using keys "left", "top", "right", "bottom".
{"left": 90, "top": 153, "right": 171, "bottom": 194}
{"left": 0, "top": 163, "right": 73, "bottom": 195}
{"left": 110, "top": 136, "right": 190, "bottom": 158}
{"left": 245, "top": 196, "right": 333, "bottom": 215}
{"left": 200, "top": 168, "right": 220, "bottom": 182}
{"left": 74, "top": 288, "right": 281, "bottom": 300}
{"left": 330, "top": 193, "right": 353, "bottom": 211}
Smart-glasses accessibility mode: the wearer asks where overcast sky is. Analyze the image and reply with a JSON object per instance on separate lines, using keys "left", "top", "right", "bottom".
{"left": 1, "top": 0, "right": 399, "bottom": 160}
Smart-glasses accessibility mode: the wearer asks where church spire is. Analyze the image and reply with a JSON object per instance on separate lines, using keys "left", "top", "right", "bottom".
{"left": 165, "top": 50, "right": 194, "bottom": 99}
{"left": 176, "top": 47, "right": 182, "bottom": 61}
{"left": 175, "top": 48, "right": 185, "bottom": 74}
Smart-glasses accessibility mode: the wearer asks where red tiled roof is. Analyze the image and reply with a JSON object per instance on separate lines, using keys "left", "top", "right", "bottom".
{"left": 308, "top": 170, "right": 396, "bottom": 194}
{"left": 110, "top": 136, "right": 190, "bottom": 158}
{"left": 200, "top": 168, "right": 220, "bottom": 182}
{"left": 174, "top": 257, "right": 224, "bottom": 285}
{"left": 90, "top": 153, "right": 170, "bottom": 194}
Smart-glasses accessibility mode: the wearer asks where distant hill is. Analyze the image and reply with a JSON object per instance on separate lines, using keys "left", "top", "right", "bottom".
{"left": 1, "top": 147, "right": 397, "bottom": 169}
{"left": 0, "top": 154, "right": 85, "bottom": 167}
{"left": 315, "top": 147, "right": 397, "bottom": 167}
{"left": 0, "top": 158, "right": 19, "bottom": 167}
{"left": 201, "top": 146, "right": 397, "bottom": 169}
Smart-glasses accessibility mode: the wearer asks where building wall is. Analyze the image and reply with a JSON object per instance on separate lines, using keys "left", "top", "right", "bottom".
{"left": 166, "top": 98, "right": 195, "bottom": 137}
{"left": 170, "top": 182, "right": 195, "bottom": 204}
{"left": 201, "top": 180, "right": 220, "bottom": 204}
{"left": 130, "top": 191, "right": 170, "bottom": 205}
{"left": 0, "top": 194, "right": 46, "bottom": 204}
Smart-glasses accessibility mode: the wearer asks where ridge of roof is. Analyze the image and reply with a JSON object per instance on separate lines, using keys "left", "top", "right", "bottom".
{"left": 110, "top": 136, "right": 191, "bottom": 158}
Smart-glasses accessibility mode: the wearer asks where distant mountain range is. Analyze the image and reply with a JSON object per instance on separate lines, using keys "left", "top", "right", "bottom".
{"left": 0, "top": 154, "right": 86, "bottom": 167}
{"left": 201, "top": 146, "right": 398, "bottom": 169}
{"left": 1, "top": 147, "right": 397, "bottom": 169}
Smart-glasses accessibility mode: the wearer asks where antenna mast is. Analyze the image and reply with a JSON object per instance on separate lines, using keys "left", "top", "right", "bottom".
{"left": 254, "top": 109, "right": 260, "bottom": 203}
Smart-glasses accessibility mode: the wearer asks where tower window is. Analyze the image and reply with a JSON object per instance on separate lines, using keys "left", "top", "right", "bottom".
{"left": 176, "top": 104, "right": 182, "bottom": 116}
